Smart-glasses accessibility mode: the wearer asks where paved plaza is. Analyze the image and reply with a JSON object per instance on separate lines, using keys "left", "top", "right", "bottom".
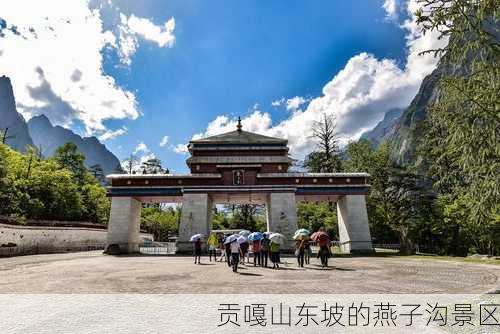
{"left": 0, "top": 252, "right": 499, "bottom": 294}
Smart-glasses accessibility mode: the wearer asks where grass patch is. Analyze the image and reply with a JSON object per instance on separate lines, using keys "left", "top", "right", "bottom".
{"left": 403, "top": 254, "right": 500, "bottom": 266}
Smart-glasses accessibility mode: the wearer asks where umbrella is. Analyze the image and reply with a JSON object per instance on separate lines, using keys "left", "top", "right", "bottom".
{"left": 295, "top": 228, "right": 310, "bottom": 235}
{"left": 237, "top": 235, "right": 248, "bottom": 244}
{"left": 269, "top": 233, "right": 285, "bottom": 245}
{"left": 311, "top": 231, "right": 329, "bottom": 241}
{"left": 293, "top": 228, "right": 310, "bottom": 240}
{"left": 190, "top": 234, "right": 203, "bottom": 242}
{"left": 239, "top": 230, "right": 251, "bottom": 237}
{"left": 263, "top": 231, "right": 272, "bottom": 237}
{"left": 248, "top": 232, "right": 263, "bottom": 242}
{"left": 224, "top": 234, "right": 239, "bottom": 244}
{"left": 293, "top": 233, "right": 310, "bottom": 240}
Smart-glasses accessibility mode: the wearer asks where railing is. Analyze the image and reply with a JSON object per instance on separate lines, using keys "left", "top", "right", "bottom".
{"left": 373, "top": 243, "right": 401, "bottom": 251}
{"left": 0, "top": 244, "right": 106, "bottom": 257}
{"left": 139, "top": 242, "right": 177, "bottom": 255}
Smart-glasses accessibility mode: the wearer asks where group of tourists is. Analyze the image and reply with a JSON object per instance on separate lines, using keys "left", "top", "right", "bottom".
{"left": 190, "top": 227, "right": 332, "bottom": 272}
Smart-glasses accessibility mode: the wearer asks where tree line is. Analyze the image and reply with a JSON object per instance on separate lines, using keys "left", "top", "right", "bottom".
{"left": 300, "top": 0, "right": 499, "bottom": 255}
{"left": 0, "top": 142, "right": 110, "bottom": 224}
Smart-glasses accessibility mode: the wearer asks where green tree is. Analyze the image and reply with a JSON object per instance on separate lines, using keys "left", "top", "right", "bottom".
{"left": 0, "top": 144, "right": 21, "bottom": 215}
{"left": 141, "top": 206, "right": 180, "bottom": 241}
{"left": 384, "top": 168, "right": 435, "bottom": 254}
{"left": 53, "top": 142, "right": 88, "bottom": 185}
{"left": 344, "top": 140, "right": 400, "bottom": 244}
{"left": 297, "top": 202, "right": 338, "bottom": 239}
{"left": 81, "top": 183, "right": 110, "bottom": 224}
{"left": 415, "top": 0, "right": 499, "bottom": 254}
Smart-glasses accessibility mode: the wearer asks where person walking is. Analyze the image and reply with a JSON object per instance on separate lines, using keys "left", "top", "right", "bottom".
{"left": 251, "top": 239, "right": 261, "bottom": 267}
{"left": 193, "top": 239, "right": 202, "bottom": 264}
{"left": 260, "top": 234, "right": 269, "bottom": 267}
{"left": 240, "top": 240, "right": 249, "bottom": 265}
{"left": 230, "top": 240, "right": 240, "bottom": 273}
{"left": 304, "top": 238, "right": 311, "bottom": 265}
{"left": 207, "top": 233, "right": 218, "bottom": 262}
{"left": 224, "top": 235, "right": 231, "bottom": 267}
{"left": 218, "top": 235, "right": 226, "bottom": 263}
{"left": 295, "top": 238, "right": 307, "bottom": 268}
{"left": 270, "top": 241, "right": 280, "bottom": 269}
{"left": 316, "top": 228, "right": 331, "bottom": 268}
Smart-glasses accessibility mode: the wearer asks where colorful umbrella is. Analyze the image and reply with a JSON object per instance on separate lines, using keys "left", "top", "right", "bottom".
{"left": 295, "top": 228, "right": 310, "bottom": 235}
{"left": 293, "top": 233, "right": 310, "bottom": 240}
{"left": 248, "top": 232, "right": 263, "bottom": 241}
{"left": 224, "top": 234, "right": 239, "bottom": 244}
{"left": 239, "top": 230, "right": 251, "bottom": 237}
{"left": 269, "top": 233, "right": 285, "bottom": 245}
{"left": 237, "top": 235, "right": 248, "bottom": 244}
{"left": 293, "top": 228, "right": 310, "bottom": 240}
{"left": 311, "top": 231, "right": 329, "bottom": 241}
{"left": 190, "top": 234, "right": 203, "bottom": 242}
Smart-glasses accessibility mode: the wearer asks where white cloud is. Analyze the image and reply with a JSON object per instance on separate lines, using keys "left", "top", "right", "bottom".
{"left": 138, "top": 152, "right": 156, "bottom": 165}
{"left": 118, "top": 14, "right": 175, "bottom": 65}
{"left": 193, "top": 0, "right": 447, "bottom": 159}
{"left": 121, "top": 152, "right": 156, "bottom": 173}
{"left": 133, "top": 141, "right": 149, "bottom": 154}
{"left": 286, "top": 96, "right": 307, "bottom": 111}
{"left": 0, "top": 1, "right": 141, "bottom": 136}
{"left": 173, "top": 144, "right": 189, "bottom": 154}
{"left": 0, "top": 1, "right": 176, "bottom": 137}
{"left": 383, "top": 0, "right": 398, "bottom": 21}
{"left": 159, "top": 135, "right": 169, "bottom": 147}
{"left": 98, "top": 127, "right": 127, "bottom": 141}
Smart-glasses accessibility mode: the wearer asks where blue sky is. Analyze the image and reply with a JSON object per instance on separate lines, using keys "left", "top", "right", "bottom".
{"left": 0, "top": 0, "right": 444, "bottom": 173}
{"left": 105, "top": 0, "right": 407, "bottom": 172}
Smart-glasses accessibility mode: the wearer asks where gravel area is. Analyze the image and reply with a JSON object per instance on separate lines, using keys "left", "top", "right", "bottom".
{"left": 0, "top": 252, "right": 499, "bottom": 294}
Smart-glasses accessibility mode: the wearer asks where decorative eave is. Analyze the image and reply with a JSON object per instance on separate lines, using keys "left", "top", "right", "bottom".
{"left": 186, "top": 156, "right": 293, "bottom": 166}
{"left": 107, "top": 173, "right": 222, "bottom": 180}
{"left": 257, "top": 172, "right": 370, "bottom": 178}
{"left": 190, "top": 145, "right": 288, "bottom": 151}
{"left": 189, "top": 129, "right": 287, "bottom": 146}
{"left": 216, "top": 164, "right": 262, "bottom": 168}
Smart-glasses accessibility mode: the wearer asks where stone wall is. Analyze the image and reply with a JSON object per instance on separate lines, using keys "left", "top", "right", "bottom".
{"left": 0, "top": 223, "right": 151, "bottom": 257}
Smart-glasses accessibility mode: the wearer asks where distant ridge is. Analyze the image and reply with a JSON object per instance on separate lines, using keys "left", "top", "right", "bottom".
{"left": 27, "top": 114, "right": 122, "bottom": 176}
{"left": 0, "top": 76, "right": 34, "bottom": 151}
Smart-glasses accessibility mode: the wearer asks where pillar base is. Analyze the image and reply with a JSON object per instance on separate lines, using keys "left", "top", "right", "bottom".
{"left": 337, "top": 195, "right": 373, "bottom": 254}
{"left": 106, "top": 197, "right": 142, "bottom": 255}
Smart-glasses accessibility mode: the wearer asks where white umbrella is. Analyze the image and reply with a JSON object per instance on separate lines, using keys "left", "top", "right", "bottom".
{"left": 190, "top": 234, "right": 203, "bottom": 242}
{"left": 269, "top": 233, "right": 285, "bottom": 245}
{"left": 224, "top": 234, "right": 239, "bottom": 244}
{"left": 239, "top": 230, "right": 251, "bottom": 237}
{"left": 237, "top": 235, "right": 248, "bottom": 244}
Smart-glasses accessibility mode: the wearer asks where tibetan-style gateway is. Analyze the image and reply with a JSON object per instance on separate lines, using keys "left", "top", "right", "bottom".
{"left": 106, "top": 119, "right": 373, "bottom": 253}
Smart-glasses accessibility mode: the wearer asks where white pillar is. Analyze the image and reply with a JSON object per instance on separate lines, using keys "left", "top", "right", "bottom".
{"left": 106, "top": 197, "right": 142, "bottom": 254}
{"left": 266, "top": 192, "right": 298, "bottom": 251}
{"left": 177, "top": 193, "right": 212, "bottom": 253}
{"left": 337, "top": 195, "right": 373, "bottom": 253}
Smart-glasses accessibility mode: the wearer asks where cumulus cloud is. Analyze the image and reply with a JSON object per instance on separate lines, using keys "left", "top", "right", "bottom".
{"left": 0, "top": 1, "right": 176, "bottom": 139}
{"left": 192, "top": 0, "right": 447, "bottom": 159}
{"left": 121, "top": 152, "right": 157, "bottom": 173}
{"left": 173, "top": 143, "right": 189, "bottom": 154}
{"left": 286, "top": 96, "right": 307, "bottom": 111}
{"left": 118, "top": 14, "right": 175, "bottom": 65}
{"left": 159, "top": 135, "right": 169, "bottom": 147}
{"left": 383, "top": 0, "right": 398, "bottom": 21}
{"left": 133, "top": 141, "right": 149, "bottom": 154}
{"left": 98, "top": 127, "right": 127, "bottom": 141}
